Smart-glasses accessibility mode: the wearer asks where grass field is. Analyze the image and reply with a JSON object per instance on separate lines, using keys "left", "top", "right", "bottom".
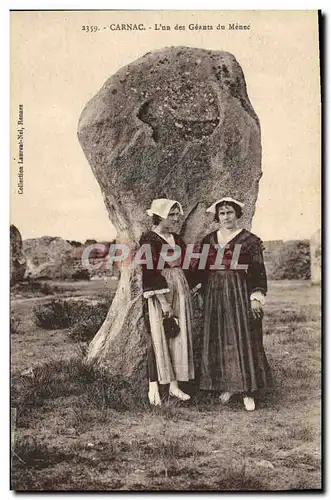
{"left": 10, "top": 279, "right": 321, "bottom": 491}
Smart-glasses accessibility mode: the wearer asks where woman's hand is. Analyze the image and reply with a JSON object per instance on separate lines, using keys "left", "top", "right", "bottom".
{"left": 161, "top": 302, "right": 173, "bottom": 317}
{"left": 159, "top": 296, "right": 174, "bottom": 316}
{"left": 197, "top": 293, "right": 204, "bottom": 310}
{"left": 157, "top": 293, "right": 173, "bottom": 316}
{"left": 251, "top": 299, "right": 264, "bottom": 320}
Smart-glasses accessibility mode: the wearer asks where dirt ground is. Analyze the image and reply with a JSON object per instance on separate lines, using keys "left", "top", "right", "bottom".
{"left": 10, "top": 279, "right": 321, "bottom": 491}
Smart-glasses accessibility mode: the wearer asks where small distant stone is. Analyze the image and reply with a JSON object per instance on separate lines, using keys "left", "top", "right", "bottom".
{"left": 255, "top": 460, "right": 274, "bottom": 470}
{"left": 21, "top": 367, "right": 34, "bottom": 377}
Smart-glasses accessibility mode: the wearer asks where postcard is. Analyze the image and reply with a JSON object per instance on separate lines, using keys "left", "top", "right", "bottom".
{"left": 10, "top": 10, "right": 321, "bottom": 491}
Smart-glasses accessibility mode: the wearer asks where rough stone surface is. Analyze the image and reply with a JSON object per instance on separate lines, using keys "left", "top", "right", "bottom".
{"left": 310, "top": 229, "right": 321, "bottom": 284}
{"left": 23, "top": 236, "right": 76, "bottom": 279}
{"left": 78, "top": 46, "right": 262, "bottom": 377}
{"left": 10, "top": 225, "right": 26, "bottom": 285}
{"left": 22, "top": 237, "right": 117, "bottom": 280}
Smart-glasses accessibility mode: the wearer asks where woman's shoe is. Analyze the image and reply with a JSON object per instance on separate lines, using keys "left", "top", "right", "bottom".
{"left": 243, "top": 396, "right": 255, "bottom": 411}
{"left": 219, "top": 392, "right": 232, "bottom": 404}
{"left": 169, "top": 388, "right": 191, "bottom": 401}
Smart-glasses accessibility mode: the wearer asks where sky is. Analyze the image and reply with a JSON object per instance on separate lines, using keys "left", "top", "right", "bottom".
{"left": 10, "top": 10, "right": 321, "bottom": 243}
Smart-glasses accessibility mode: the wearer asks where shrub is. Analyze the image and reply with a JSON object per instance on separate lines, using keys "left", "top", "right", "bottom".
{"left": 71, "top": 269, "right": 90, "bottom": 281}
{"left": 264, "top": 240, "right": 311, "bottom": 280}
{"left": 10, "top": 315, "right": 21, "bottom": 335}
{"left": 33, "top": 300, "right": 73, "bottom": 329}
{"left": 69, "top": 301, "right": 109, "bottom": 342}
{"left": 66, "top": 240, "right": 82, "bottom": 247}
{"left": 33, "top": 298, "right": 110, "bottom": 332}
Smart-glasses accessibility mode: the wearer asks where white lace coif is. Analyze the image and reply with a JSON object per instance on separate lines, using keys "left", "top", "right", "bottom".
{"left": 146, "top": 198, "right": 184, "bottom": 219}
{"left": 206, "top": 197, "right": 245, "bottom": 214}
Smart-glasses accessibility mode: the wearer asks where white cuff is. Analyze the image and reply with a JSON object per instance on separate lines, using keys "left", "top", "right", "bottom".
{"left": 250, "top": 291, "right": 266, "bottom": 305}
{"left": 143, "top": 288, "right": 170, "bottom": 299}
{"left": 191, "top": 283, "right": 202, "bottom": 294}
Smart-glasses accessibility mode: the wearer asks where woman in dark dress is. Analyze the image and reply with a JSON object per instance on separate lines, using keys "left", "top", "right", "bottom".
{"left": 139, "top": 198, "right": 200, "bottom": 406}
{"left": 197, "top": 197, "right": 272, "bottom": 411}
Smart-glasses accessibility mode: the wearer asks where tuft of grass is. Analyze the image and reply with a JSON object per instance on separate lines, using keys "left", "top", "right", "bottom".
{"left": 287, "top": 423, "right": 315, "bottom": 442}
{"left": 264, "top": 305, "right": 320, "bottom": 327}
{"left": 12, "top": 436, "right": 75, "bottom": 470}
{"left": 135, "top": 434, "right": 203, "bottom": 481}
{"left": 276, "top": 309, "right": 315, "bottom": 324}
{"left": 11, "top": 437, "right": 86, "bottom": 491}
{"left": 10, "top": 315, "right": 22, "bottom": 335}
{"left": 11, "top": 357, "right": 148, "bottom": 427}
{"left": 276, "top": 328, "right": 320, "bottom": 348}
{"left": 137, "top": 435, "right": 201, "bottom": 461}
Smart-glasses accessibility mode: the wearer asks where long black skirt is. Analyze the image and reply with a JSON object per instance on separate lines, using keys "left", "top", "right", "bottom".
{"left": 200, "top": 269, "right": 272, "bottom": 393}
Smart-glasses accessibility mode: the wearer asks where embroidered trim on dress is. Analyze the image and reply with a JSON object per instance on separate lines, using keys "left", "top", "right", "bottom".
{"left": 143, "top": 288, "right": 170, "bottom": 299}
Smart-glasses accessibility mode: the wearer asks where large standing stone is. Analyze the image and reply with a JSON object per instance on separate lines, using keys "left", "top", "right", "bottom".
{"left": 78, "top": 46, "right": 262, "bottom": 378}
{"left": 310, "top": 229, "right": 321, "bottom": 284}
{"left": 23, "top": 236, "right": 76, "bottom": 279}
{"left": 10, "top": 225, "right": 26, "bottom": 285}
